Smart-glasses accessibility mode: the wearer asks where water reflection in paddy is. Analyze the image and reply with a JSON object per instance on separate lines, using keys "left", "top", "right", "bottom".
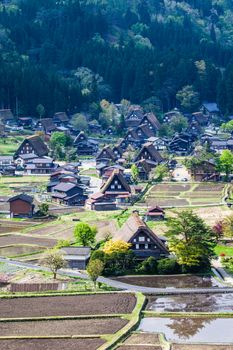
{"left": 139, "top": 317, "right": 233, "bottom": 343}
{"left": 148, "top": 293, "right": 233, "bottom": 313}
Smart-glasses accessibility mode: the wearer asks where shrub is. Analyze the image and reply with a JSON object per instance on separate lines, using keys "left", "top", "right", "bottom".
{"left": 157, "top": 258, "right": 180, "bottom": 275}
{"left": 136, "top": 256, "right": 157, "bottom": 274}
{"left": 91, "top": 249, "right": 105, "bottom": 262}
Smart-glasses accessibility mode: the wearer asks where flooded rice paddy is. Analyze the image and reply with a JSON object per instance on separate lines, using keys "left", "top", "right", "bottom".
{"left": 147, "top": 293, "right": 233, "bottom": 312}
{"left": 139, "top": 317, "right": 233, "bottom": 343}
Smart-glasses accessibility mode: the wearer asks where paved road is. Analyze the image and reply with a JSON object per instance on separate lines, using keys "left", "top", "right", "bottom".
{"left": 2, "top": 257, "right": 233, "bottom": 295}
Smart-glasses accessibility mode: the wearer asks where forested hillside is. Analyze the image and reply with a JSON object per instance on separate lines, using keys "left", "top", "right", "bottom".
{"left": 0, "top": 0, "right": 233, "bottom": 117}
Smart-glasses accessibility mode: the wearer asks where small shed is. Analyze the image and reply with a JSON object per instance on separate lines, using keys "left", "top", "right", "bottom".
{"left": 61, "top": 247, "right": 91, "bottom": 269}
{"left": 8, "top": 194, "right": 34, "bottom": 218}
{"left": 145, "top": 206, "right": 165, "bottom": 221}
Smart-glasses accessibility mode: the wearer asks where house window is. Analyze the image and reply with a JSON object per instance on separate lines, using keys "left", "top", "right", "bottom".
{"left": 145, "top": 244, "right": 148, "bottom": 249}
{"left": 135, "top": 244, "right": 139, "bottom": 249}
{"left": 114, "top": 180, "right": 118, "bottom": 185}
{"left": 139, "top": 236, "right": 145, "bottom": 242}
{"left": 147, "top": 238, "right": 150, "bottom": 242}
{"left": 133, "top": 239, "right": 136, "bottom": 242}
{"left": 111, "top": 185, "right": 115, "bottom": 189}
{"left": 117, "top": 185, "right": 121, "bottom": 189}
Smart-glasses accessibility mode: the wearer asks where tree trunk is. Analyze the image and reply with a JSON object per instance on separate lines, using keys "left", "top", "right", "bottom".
{"left": 53, "top": 272, "right": 57, "bottom": 279}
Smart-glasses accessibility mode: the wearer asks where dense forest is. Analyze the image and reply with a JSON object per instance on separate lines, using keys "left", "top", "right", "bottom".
{"left": 0, "top": 0, "right": 233, "bottom": 118}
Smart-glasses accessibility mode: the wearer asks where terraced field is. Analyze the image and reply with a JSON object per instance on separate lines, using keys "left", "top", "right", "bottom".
{"left": 143, "top": 183, "right": 227, "bottom": 208}
{"left": 0, "top": 292, "right": 142, "bottom": 350}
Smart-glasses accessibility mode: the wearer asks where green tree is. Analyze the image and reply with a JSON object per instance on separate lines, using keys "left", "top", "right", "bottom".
{"left": 150, "top": 164, "right": 169, "bottom": 181}
{"left": 170, "top": 115, "right": 188, "bottom": 133}
{"left": 131, "top": 164, "right": 139, "bottom": 183}
{"left": 176, "top": 85, "right": 200, "bottom": 112}
{"left": 223, "top": 215, "right": 233, "bottom": 239}
{"left": 71, "top": 113, "right": 88, "bottom": 131}
{"left": 166, "top": 210, "right": 216, "bottom": 270}
{"left": 87, "top": 259, "right": 104, "bottom": 289}
{"left": 74, "top": 222, "right": 97, "bottom": 246}
{"left": 218, "top": 150, "right": 233, "bottom": 180}
{"left": 38, "top": 203, "right": 49, "bottom": 216}
{"left": 36, "top": 104, "right": 45, "bottom": 119}
{"left": 221, "top": 120, "right": 233, "bottom": 133}
{"left": 42, "top": 249, "right": 66, "bottom": 279}
{"left": 50, "top": 132, "right": 71, "bottom": 149}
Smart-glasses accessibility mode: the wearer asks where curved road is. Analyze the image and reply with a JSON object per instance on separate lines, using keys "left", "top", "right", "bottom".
{"left": 1, "top": 257, "right": 233, "bottom": 295}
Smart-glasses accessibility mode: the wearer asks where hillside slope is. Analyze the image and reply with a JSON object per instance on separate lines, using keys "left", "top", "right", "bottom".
{"left": 0, "top": 0, "right": 233, "bottom": 116}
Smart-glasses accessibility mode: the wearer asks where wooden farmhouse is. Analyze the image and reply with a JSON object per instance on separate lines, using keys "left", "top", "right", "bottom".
{"left": 14, "top": 135, "right": 49, "bottom": 159}
{"left": 114, "top": 211, "right": 169, "bottom": 261}
{"left": 135, "top": 142, "right": 163, "bottom": 166}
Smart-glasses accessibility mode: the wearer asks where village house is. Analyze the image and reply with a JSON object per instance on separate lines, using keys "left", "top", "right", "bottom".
{"left": 96, "top": 146, "right": 117, "bottom": 164}
{"left": 100, "top": 169, "right": 131, "bottom": 202}
{"left": 36, "top": 118, "right": 57, "bottom": 135}
{"left": 8, "top": 194, "right": 35, "bottom": 218}
{"left": 87, "top": 169, "right": 132, "bottom": 210}
{"left": 86, "top": 192, "right": 117, "bottom": 211}
{"left": 47, "top": 170, "right": 79, "bottom": 192}
{"left": 145, "top": 206, "right": 165, "bottom": 221}
{"left": 61, "top": 247, "right": 91, "bottom": 269}
{"left": 53, "top": 112, "right": 69, "bottom": 127}
{"left": 0, "top": 156, "right": 14, "bottom": 170}
{"left": 147, "top": 136, "right": 168, "bottom": 151}
{"left": 139, "top": 112, "right": 161, "bottom": 134}
{"left": 17, "top": 117, "right": 33, "bottom": 128}
{"left": 74, "top": 131, "right": 98, "bottom": 156}
{"left": 88, "top": 121, "right": 102, "bottom": 134}
{"left": 101, "top": 165, "right": 125, "bottom": 181}
{"left": 163, "top": 108, "right": 181, "bottom": 123}
{"left": 169, "top": 133, "right": 194, "bottom": 155}
{"left": 124, "top": 129, "right": 141, "bottom": 148}
{"left": 114, "top": 211, "right": 169, "bottom": 261}
{"left": 207, "top": 137, "right": 233, "bottom": 153}
{"left": 135, "top": 142, "right": 163, "bottom": 166}
{"left": 112, "top": 144, "right": 124, "bottom": 159}
{"left": 191, "top": 112, "right": 209, "bottom": 127}
{"left": 125, "top": 108, "right": 144, "bottom": 128}
{"left": 201, "top": 102, "right": 220, "bottom": 120}
{"left": 14, "top": 135, "right": 49, "bottom": 159}
{"left": 135, "top": 159, "right": 152, "bottom": 181}
{"left": 189, "top": 160, "right": 220, "bottom": 182}
{"left": 0, "top": 109, "right": 14, "bottom": 124}
{"left": 24, "top": 157, "right": 57, "bottom": 175}
{"left": 135, "top": 123, "right": 155, "bottom": 140}
{"left": 51, "top": 182, "right": 87, "bottom": 206}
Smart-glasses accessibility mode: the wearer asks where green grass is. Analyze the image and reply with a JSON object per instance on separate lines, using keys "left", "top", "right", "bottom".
{"left": 0, "top": 135, "right": 28, "bottom": 156}
{"left": 215, "top": 245, "right": 233, "bottom": 257}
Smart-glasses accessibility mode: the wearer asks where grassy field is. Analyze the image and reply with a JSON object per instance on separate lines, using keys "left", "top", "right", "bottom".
{"left": 0, "top": 175, "right": 49, "bottom": 197}
{"left": 215, "top": 245, "right": 233, "bottom": 257}
{"left": 142, "top": 182, "right": 227, "bottom": 207}
{"left": 0, "top": 135, "right": 31, "bottom": 156}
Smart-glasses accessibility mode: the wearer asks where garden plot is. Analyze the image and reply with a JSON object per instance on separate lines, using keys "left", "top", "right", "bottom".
{"left": 0, "top": 234, "right": 57, "bottom": 247}
{"left": 0, "top": 245, "right": 45, "bottom": 258}
{"left": 0, "top": 292, "right": 140, "bottom": 350}
{"left": 0, "top": 293, "right": 136, "bottom": 318}
{"left": 144, "top": 183, "right": 226, "bottom": 207}
{"left": 24, "top": 221, "right": 75, "bottom": 238}
{"left": 0, "top": 338, "right": 105, "bottom": 350}
{"left": 0, "top": 317, "right": 127, "bottom": 337}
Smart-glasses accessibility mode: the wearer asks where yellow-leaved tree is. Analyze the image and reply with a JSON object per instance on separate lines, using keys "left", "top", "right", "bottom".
{"left": 103, "top": 240, "right": 131, "bottom": 255}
